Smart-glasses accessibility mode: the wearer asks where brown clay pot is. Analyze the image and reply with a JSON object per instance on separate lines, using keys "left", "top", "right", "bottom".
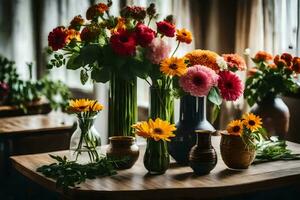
{"left": 251, "top": 97, "right": 289, "bottom": 139}
{"left": 106, "top": 136, "right": 139, "bottom": 169}
{"left": 189, "top": 130, "right": 217, "bottom": 175}
{"left": 220, "top": 133, "right": 256, "bottom": 169}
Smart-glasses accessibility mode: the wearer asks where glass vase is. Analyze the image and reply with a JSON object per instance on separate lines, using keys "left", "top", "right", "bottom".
{"left": 149, "top": 86, "right": 174, "bottom": 122}
{"left": 169, "top": 96, "right": 215, "bottom": 165}
{"left": 143, "top": 139, "right": 170, "bottom": 175}
{"left": 109, "top": 74, "right": 137, "bottom": 136}
{"left": 69, "top": 116, "right": 101, "bottom": 163}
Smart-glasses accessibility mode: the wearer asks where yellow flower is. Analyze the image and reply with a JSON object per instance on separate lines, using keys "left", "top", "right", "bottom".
{"left": 160, "top": 57, "right": 187, "bottom": 77}
{"left": 226, "top": 120, "right": 243, "bottom": 136}
{"left": 111, "top": 17, "right": 126, "bottom": 34}
{"left": 66, "top": 29, "right": 81, "bottom": 43}
{"left": 89, "top": 100, "right": 104, "bottom": 112}
{"left": 176, "top": 28, "right": 192, "bottom": 44}
{"left": 69, "top": 99, "right": 91, "bottom": 112}
{"left": 132, "top": 118, "right": 176, "bottom": 141}
{"left": 185, "top": 50, "right": 219, "bottom": 71}
{"left": 242, "top": 113, "right": 262, "bottom": 132}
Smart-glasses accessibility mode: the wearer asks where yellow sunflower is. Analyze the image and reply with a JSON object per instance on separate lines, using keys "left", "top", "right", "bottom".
{"left": 69, "top": 99, "right": 92, "bottom": 112}
{"left": 160, "top": 57, "right": 187, "bottom": 77}
{"left": 176, "top": 28, "right": 193, "bottom": 44}
{"left": 242, "top": 113, "right": 262, "bottom": 132}
{"left": 226, "top": 120, "right": 243, "bottom": 136}
{"left": 132, "top": 121, "right": 152, "bottom": 139}
{"left": 132, "top": 118, "right": 176, "bottom": 141}
{"left": 148, "top": 118, "right": 176, "bottom": 141}
{"left": 185, "top": 50, "right": 219, "bottom": 71}
{"left": 89, "top": 100, "right": 104, "bottom": 112}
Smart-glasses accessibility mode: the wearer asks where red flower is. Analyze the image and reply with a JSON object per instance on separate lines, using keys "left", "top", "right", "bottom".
{"left": 110, "top": 30, "right": 137, "bottom": 56}
{"left": 121, "top": 6, "right": 146, "bottom": 21}
{"left": 80, "top": 26, "right": 99, "bottom": 42}
{"left": 218, "top": 71, "right": 243, "bottom": 101}
{"left": 281, "top": 53, "right": 293, "bottom": 66}
{"left": 0, "top": 82, "right": 10, "bottom": 99}
{"left": 135, "top": 23, "right": 155, "bottom": 47}
{"left": 292, "top": 57, "right": 300, "bottom": 74}
{"left": 86, "top": 3, "right": 108, "bottom": 20}
{"left": 156, "top": 21, "right": 175, "bottom": 37}
{"left": 48, "top": 26, "right": 68, "bottom": 51}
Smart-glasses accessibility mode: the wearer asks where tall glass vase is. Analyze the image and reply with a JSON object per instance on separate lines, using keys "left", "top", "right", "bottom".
{"left": 109, "top": 74, "right": 137, "bottom": 136}
{"left": 169, "top": 95, "right": 215, "bottom": 165}
{"left": 149, "top": 86, "right": 174, "bottom": 123}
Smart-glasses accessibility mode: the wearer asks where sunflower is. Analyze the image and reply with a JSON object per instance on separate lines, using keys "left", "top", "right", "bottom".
{"left": 226, "top": 120, "right": 243, "bottom": 136}
{"left": 148, "top": 118, "right": 176, "bottom": 141}
{"left": 132, "top": 120, "right": 153, "bottom": 139}
{"left": 242, "top": 113, "right": 262, "bottom": 132}
{"left": 185, "top": 50, "right": 219, "bottom": 71}
{"left": 176, "top": 28, "right": 192, "bottom": 44}
{"left": 89, "top": 100, "right": 104, "bottom": 112}
{"left": 69, "top": 99, "right": 92, "bottom": 112}
{"left": 160, "top": 57, "right": 187, "bottom": 77}
{"left": 132, "top": 118, "right": 176, "bottom": 141}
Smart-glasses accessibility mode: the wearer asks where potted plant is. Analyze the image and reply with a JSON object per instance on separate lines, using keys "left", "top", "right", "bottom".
{"left": 245, "top": 51, "right": 300, "bottom": 138}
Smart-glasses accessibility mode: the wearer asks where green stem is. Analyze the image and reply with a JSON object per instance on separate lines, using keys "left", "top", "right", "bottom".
{"left": 171, "top": 41, "right": 180, "bottom": 57}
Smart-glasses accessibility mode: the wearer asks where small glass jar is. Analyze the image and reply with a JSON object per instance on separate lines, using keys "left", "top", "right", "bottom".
{"left": 69, "top": 116, "right": 101, "bottom": 163}
{"left": 143, "top": 139, "right": 170, "bottom": 175}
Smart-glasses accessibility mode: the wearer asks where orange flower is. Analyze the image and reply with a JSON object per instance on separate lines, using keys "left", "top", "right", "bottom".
{"left": 292, "top": 57, "right": 300, "bottom": 74}
{"left": 247, "top": 67, "right": 258, "bottom": 77}
{"left": 66, "top": 29, "right": 81, "bottom": 43}
{"left": 268, "top": 63, "right": 277, "bottom": 69}
{"left": 86, "top": 3, "right": 108, "bottom": 20}
{"left": 111, "top": 17, "right": 126, "bottom": 34}
{"left": 69, "top": 15, "right": 84, "bottom": 30}
{"left": 254, "top": 51, "right": 273, "bottom": 62}
{"left": 185, "top": 50, "right": 219, "bottom": 71}
{"left": 176, "top": 28, "right": 192, "bottom": 44}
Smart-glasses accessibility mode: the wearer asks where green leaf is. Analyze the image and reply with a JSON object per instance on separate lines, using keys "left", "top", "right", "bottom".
{"left": 91, "top": 67, "right": 111, "bottom": 83}
{"left": 80, "top": 69, "right": 89, "bottom": 85}
{"left": 211, "top": 104, "right": 220, "bottom": 123}
{"left": 66, "top": 53, "right": 81, "bottom": 70}
{"left": 208, "top": 87, "right": 222, "bottom": 106}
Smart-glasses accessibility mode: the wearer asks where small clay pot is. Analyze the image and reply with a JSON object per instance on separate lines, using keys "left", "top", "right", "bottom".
{"left": 189, "top": 130, "right": 217, "bottom": 175}
{"left": 106, "top": 136, "right": 139, "bottom": 169}
{"left": 220, "top": 133, "right": 256, "bottom": 169}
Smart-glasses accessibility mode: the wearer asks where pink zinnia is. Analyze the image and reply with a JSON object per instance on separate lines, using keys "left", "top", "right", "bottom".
{"left": 146, "top": 38, "right": 171, "bottom": 64}
{"left": 222, "top": 54, "right": 246, "bottom": 71}
{"left": 179, "top": 65, "right": 218, "bottom": 97}
{"left": 218, "top": 71, "right": 243, "bottom": 101}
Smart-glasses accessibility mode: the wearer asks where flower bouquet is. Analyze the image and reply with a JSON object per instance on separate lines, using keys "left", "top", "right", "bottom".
{"left": 47, "top": 1, "right": 192, "bottom": 135}
{"left": 68, "top": 98, "right": 104, "bottom": 162}
{"left": 245, "top": 51, "right": 300, "bottom": 137}
{"left": 132, "top": 118, "right": 176, "bottom": 174}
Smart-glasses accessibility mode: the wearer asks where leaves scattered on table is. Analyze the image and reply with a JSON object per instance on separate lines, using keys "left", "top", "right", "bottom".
{"left": 36, "top": 154, "right": 122, "bottom": 190}
{"left": 253, "top": 137, "right": 300, "bottom": 164}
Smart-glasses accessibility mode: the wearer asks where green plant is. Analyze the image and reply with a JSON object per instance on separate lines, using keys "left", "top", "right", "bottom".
{"left": 253, "top": 136, "right": 300, "bottom": 164}
{"left": 37, "top": 154, "right": 125, "bottom": 190}
{"left": 245, "top": 52, "right": 299, "bottom": 106}
{"left": 0, "top": 55, "right": 71, "bottom": 111}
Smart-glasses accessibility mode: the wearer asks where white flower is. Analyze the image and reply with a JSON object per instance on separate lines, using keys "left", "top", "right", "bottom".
{"left": 216, "top": 56, "right": 228, "bottom": 71}
{"left": 244, "top": 48, "right": 251, "bottom": 56}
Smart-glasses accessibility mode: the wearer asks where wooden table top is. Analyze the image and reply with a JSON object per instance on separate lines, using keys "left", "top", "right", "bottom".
{"left": 0, "top": 112, "right": 74, "bottom": 137}
{"left": 11, "top": 137, "right": 300, "bottom": 200}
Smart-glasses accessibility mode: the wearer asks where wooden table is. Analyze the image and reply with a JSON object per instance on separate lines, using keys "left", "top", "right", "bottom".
{"left": 0, "top": 112, "right": 75, "bottom": 176}
{"left": 11, "top": 137, "right": 300, "bottom": 200}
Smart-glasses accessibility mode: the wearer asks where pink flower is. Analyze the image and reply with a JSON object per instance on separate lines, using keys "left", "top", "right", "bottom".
{"left": 156, "top": 21, "right": 176, "bottom": 37}
{"left": 110, "top": 30, "right": 137, "bottom": 56}
{"left": 218, "top": 71, "right": 243, "bottom": 101}
{"left": 135, "top": 23, "right": 155, "bottom": 47}
{"left": 179, "top": 65, "right": 218, "bottom": 97}
{"left": 222, "top": 54, "right": 246, "bottom": 71}
{"left": 146, "top": 38, "right": 171, "bottom": 64}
